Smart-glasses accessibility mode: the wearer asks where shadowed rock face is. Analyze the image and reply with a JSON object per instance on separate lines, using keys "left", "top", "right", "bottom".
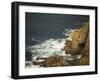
{"left": 63, "top": 22, "right": 89, "bottom": 65}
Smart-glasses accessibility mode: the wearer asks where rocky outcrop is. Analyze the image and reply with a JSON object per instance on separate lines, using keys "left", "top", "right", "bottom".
{"left": 63, "top": 22, "right": 89, "bottom": 65}
{"left": 32, "top": 56, "right": 64, "bottom": 67}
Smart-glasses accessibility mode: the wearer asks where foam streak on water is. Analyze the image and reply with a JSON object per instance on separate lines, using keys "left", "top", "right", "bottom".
{"left": 28, "top": 29, "right": 76, "bottom": 57}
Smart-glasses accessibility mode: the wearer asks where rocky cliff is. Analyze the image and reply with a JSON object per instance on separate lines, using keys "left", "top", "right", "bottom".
{"left": 64, "top": 22, "right": 89, "bottom": 65}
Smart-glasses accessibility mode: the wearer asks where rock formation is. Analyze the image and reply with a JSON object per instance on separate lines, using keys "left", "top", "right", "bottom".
{"left": 63, "top": 22, "right": 89, "bottom": 65}
{"left": 41, "top": 56, "right": 64, "bottom": 67}
{"left": 80, "top": 26, "right": 89, "bottom": 65}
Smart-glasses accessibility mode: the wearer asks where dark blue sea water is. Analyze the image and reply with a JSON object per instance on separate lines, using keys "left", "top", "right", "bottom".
{"left": 25, "top": 13, "right": 89, "bottom": 47}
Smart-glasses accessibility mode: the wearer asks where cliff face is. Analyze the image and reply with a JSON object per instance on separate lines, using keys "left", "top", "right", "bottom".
{"left": 64, "top": 22, "right": 89, "bottom": 65}
{"left": 72, "top": 23, "right": 89, "bottom": 50}
{"left": 80, "top": 26, "right": 89, "bottom": 65}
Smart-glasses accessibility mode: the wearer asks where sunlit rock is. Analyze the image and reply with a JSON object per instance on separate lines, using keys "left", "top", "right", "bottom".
{"left": 63, "top": 22, "right": 89, "bottom": 65}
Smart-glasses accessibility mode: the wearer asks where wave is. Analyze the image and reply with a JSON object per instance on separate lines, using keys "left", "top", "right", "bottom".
{"left": 27, "top": 28, "right": 77, "bottom": 61}
{"left": 62, "top": 28, "right": 77, "bottom": 40}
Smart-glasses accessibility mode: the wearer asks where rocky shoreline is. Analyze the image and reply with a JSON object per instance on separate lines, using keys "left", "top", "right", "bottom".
{"left": 26, "top": 22, "right": 89, "bottom": 68}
